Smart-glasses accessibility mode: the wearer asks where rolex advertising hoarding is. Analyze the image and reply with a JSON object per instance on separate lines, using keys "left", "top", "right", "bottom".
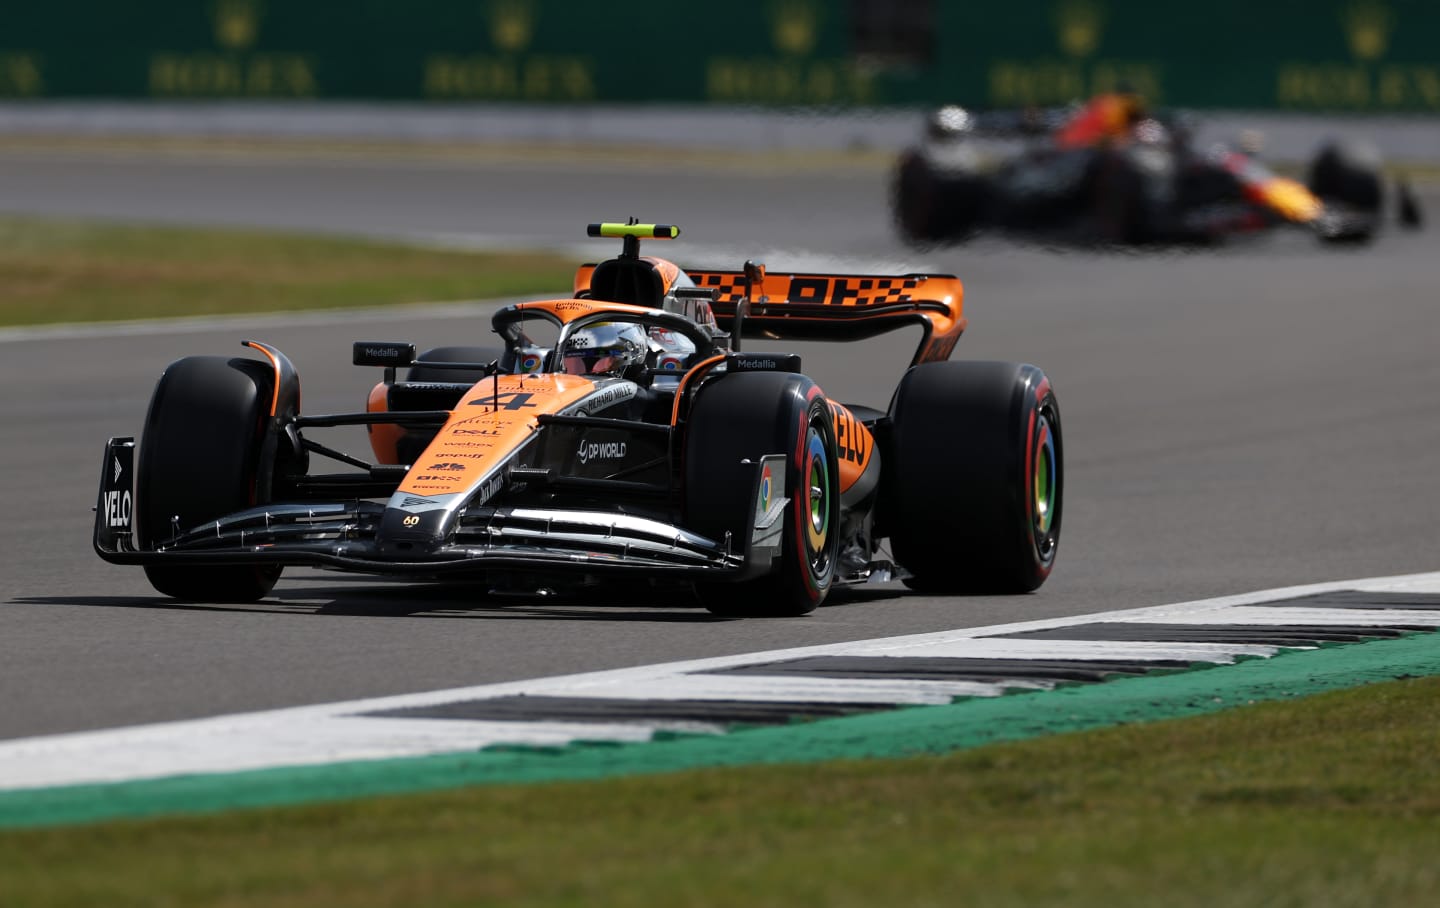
{"left": 0, "top": 0, "right": 1435, "bottom": 112}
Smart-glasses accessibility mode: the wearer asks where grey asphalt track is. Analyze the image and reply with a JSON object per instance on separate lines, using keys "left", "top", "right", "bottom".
{"left": 1, "top": 146, "right": 1436, "bottom": 742}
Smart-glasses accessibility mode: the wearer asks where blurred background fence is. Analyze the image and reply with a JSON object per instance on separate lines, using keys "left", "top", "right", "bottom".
{"left": 2, "top": 0, "right": 1437, "bottom": 112}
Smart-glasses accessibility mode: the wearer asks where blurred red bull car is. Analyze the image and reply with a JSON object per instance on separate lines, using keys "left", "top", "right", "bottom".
{"left": 893, "top": 97, "right": 1424, "bottom": 247}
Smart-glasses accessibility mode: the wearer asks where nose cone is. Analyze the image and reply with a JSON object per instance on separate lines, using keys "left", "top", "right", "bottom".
{"left": 1260, "top": 178, "right": 1324, "bottom": 223}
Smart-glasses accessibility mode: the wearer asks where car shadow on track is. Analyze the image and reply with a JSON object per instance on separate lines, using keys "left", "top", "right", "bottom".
{"left": 10, "top": 581, "right": 731, "bottom": 623}
{"left": 12, "top": 579, "right": 913, "bottom": 621}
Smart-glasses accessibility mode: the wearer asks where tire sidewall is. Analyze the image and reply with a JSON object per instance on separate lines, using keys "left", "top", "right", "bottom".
{"left": 683, "top": 371, "right": 840, "bottom": 615}
{"left": 886, "top": 360, "right": 1062, "bottom": 593}
{"left": 136, "top": 356, "right": 280, "bottom": 601}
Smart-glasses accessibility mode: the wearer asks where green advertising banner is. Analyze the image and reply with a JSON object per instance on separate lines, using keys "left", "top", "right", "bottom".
{"left": 0, "top": 0, "right": 1436, "bottom": 112}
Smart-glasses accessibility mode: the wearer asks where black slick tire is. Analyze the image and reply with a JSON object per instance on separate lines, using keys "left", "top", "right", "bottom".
{"left": 1308, "top": 140, "right": 1383, "bottom": 214}
{"left": 1308, "top": 139, "right": 1383, "bottom": 243}
{"left": 684, "top": 371, "right": 840, "bottom": 617}
{"left": 886, "top": 360, "right": 1062, "bottom": 594}
{"left": 893, "top": 152, "right": 943, "bottom": 245}
{"left": 136, "top": 356, "right": 281, "bottom": 602}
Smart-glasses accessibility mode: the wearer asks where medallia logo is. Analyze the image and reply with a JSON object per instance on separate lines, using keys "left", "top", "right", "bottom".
{"left": 576, "top": 438, "right": 627, "bottom": 464}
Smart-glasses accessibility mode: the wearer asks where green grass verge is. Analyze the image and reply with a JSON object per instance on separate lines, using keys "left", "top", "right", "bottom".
{"left": 2, "top": 674, "right": 1437, "bottom": 907}
{"left": 0, "top": 216, "right": 577, "bottom": 327}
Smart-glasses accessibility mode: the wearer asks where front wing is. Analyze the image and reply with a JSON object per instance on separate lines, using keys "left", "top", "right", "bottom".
{"left": 95, "top": 437, "right": 789, "bottom": 581}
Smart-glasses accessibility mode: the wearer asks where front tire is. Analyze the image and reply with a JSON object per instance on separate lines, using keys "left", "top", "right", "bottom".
{"left": 1309, "top": 139, "right": 1383, "bottom": 243}
{"left": 1308, "top": 139, "right": 1383, "bottom": 214}
{"left": 886, "top": 361, "right": 1062, "bottom": 593}
{"left": 684, "top": 372, "right": 840, "bottom": 617}
{"left": 136, "top": 356, "right": 282, "bottom": 602}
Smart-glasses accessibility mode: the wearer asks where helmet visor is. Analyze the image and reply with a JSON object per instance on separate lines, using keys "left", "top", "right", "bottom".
{"left": 564, "top": 351, "right": 620, "bottom": 375}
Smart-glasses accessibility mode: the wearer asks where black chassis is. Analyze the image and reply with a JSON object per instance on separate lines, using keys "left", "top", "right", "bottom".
{"left": 894, "top": 109, "right": 1403, "bottom": 245}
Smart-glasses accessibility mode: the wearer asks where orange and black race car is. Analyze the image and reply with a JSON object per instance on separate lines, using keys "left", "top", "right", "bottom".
{"left": 94, "top": 222, "right": 1062, "bottom": 617}
{"left": 894, "top": 102, "right": 1423, "bottom": 246}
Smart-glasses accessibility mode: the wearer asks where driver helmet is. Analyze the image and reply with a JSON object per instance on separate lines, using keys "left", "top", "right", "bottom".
{"left": 563, "top": 321, "right": 648, "bottom": 376}
{"left": 926, "top": 105, "right": 971, "bottom": 140}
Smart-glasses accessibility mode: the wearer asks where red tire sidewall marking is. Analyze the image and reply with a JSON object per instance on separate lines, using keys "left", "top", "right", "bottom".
{"left": 793, "top": 383, "right": 826, "bottom": 602}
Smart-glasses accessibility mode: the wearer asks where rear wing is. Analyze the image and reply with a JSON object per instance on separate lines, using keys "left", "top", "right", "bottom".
{"left": 686, "top": 269, "right": 966, "bottom": 366}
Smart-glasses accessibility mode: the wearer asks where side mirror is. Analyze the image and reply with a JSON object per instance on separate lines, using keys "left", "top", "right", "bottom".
{"left": 736, "top": 260, "right": 766, "bottom": 353}
{"left": 743, "top": 260, "right": 766, "bottom": 299}
{"left": 353, "top": 342, "right": 416, "bottom": 368}
{"left": 353, "top": 341, "right": 417, "bottom": 385}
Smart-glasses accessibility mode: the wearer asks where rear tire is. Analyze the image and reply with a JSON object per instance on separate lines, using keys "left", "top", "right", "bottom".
{"left": 887, "top": 361, "right": 1062, "bottom": 593}
{"left": 1093, "top": 151, "right": 1148, "bottom": 244}
{"left": 893, "top": 151, "right": 985, "bottom": 245}
{"left": 684, "top": 372, "right": 840, "bottom": 617}
{"left": 894, "top": 152, "right": 942, "bottom": 244}
{"left": 137, "top": 356, "right": 282, "bottom": 602}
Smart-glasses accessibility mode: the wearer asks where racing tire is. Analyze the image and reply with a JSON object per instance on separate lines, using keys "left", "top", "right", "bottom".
{"left": 684, "top": 372, "right": 841, "bottom": 617}
{"left": 893, "top": 151, "right": 986, "bottom": 245}
{"left": 1308, "top": 140, "right": 1383, "bottom": 213}
{"left": 136, "top": 356, "right": 282, "bottom": 602}
{"left": 893, "top": 152, "right": 942, "bottom": 244}
{"left": 1308, "top": 140, "right": 1382, "bottom": 243}
{"left": 886, "top": 361, "right": 1062, "bottom": 594}
{"left": 1092, "top": 151, "right": 1149, "bottom": 245}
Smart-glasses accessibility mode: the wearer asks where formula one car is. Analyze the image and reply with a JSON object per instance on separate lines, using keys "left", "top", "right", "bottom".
{"left": 94, "top": 222, "right": 1062, "bottom": 616}
{"left": 893, "top": 102, "right": 1423, "bottom": 246}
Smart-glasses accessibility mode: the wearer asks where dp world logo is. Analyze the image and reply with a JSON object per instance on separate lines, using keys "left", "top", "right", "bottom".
{"left": 576, "top": 438, "right": 627, "bottom": 465}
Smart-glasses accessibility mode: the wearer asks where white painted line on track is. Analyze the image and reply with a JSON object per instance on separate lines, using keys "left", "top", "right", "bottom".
{"left": 0, "top": 298, "right": 517, "bottom": 344}
{"left": 555, "top": 675, "right": 1025, "bottom": 704}
{"left": 854, "top": 638, "right": 1280, "bottom": 662}
{"left": 1, "top": 570, "right": 1437, "bottom": 793}
{"left": 1125, "top": 606, "right": 1440, "bottom": 626}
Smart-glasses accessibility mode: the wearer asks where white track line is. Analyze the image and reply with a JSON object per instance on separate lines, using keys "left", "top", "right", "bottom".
{"left": 1, "top": 571, "right": 1437, "bottom": 792}
{"left": 0, "top": 299, "right": 512, "bottom": 344}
